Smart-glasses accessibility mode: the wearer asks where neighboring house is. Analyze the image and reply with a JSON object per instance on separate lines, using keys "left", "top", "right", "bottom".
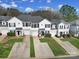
{"left": 57, "top": 20, "right": 70, "bottom": 36}
{"left": 0, "top": 15, "right": 70, "bottom": 37}
{"left": 51, "top": 20, "right": 70, "bottom": 36}
{"left": 70, "top": 20, "right": 79, "bottom": 37}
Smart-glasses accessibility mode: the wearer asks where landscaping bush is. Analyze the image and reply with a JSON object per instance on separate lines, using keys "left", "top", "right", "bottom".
{"left": 41, "top": 32, "right": 44, "bottom": 36}
{"left": 45, "top": 34, "right": 51, "bottom": 37}
{"left": 0, "top": 33, "right": 2, "bottom": 36}
{"left": 55, "top": 35, "right": 58, "bottom": 37}
{"left": 7, "top": 32, "right": 15, "bottom": 36}
{"left": 55, "top": 35, "right": 60, "bottom": 37}
{"left": 66, "top": 34, "right": 71, "bottom": 38}
{"left": 62, "top": 34, "right": 66, "bottom": 38}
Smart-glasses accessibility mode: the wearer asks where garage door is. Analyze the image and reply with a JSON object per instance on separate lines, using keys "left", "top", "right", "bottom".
{"left": 1, "top": 30, "right": 9, "bottom": 35}
{"left": 23, "top": 29, "right": 30, "bottom": 35}
{"left": 31, "top": 30, "right": 38, "bottom": 36}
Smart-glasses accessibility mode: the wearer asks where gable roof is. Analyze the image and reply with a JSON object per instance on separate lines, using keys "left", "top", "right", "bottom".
{"left": 29, "top": 16, "right": 43, "bottom": 23}
{"left": 51, "top": 19, "right": 69, "bottom": 25}
{"left": 0, "top": 16, "right": 12, "bottom": 21}
{"left": 17, "top": 15, "right": 31, "bottom": 22}
{"left": 70, "top": 19, "right": 79, "bottom": 26}
{"left": 17, "top": 15, "right": 43, "bottom": 23}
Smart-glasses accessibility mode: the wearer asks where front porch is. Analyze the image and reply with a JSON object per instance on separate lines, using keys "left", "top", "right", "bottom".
{"left": 15, "top": 28, "right": 23, "bottom": 36}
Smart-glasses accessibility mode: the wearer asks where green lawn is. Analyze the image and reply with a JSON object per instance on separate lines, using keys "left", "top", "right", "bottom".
{"left": 30, "top": 36, "right": 35, "bottom": 57}
{"left": 0, "top": 36, "right": 23, "bottom": 58}
{"left": 61, "top": 37, "right": 79, "bottom": 49}
{"left": 40, "top": 37, "right": 68, "bottom": 56}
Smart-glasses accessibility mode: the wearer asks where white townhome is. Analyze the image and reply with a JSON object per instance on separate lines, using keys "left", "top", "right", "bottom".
{"left": 70, "top": 20, "right": 79, "bottom": 37}
{"left": 0, "top": 15, "right": 70, "bottom": 37}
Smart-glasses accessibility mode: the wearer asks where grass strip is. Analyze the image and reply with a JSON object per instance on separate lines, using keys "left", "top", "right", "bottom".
{"left": 30, "top": 36, "right": 35, "bottom": 57}
{"left": 40, "top": 37, "right": 68, "bottom": 56}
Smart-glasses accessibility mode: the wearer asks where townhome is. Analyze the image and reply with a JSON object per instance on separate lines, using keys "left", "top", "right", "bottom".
{"left": 0, "top": 15, "right": 70, "bottom": 37}
{"left": 56, "top": 20, "right": 70, "bottom": 36}
{"left": 70, "top": 20, "right": 79, "bottom": 37}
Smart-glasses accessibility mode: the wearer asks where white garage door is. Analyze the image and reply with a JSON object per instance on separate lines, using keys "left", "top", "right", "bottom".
{"left": 23, "top": 29, "right": 30, "bottom": 35}
{"left": 0, "top": 27, "right": 9, "bottom": 35}
{"left": 1, "top": 30, "right": 9, "bottom": 35}
{"left": 31, "top": 30, "right": 38, "bottom": 36}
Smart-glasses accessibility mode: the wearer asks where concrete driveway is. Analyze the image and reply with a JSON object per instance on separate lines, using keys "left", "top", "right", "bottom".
{"left": 33, "top": 36, "right": 54, "bottom": 58}
{"left": 8, "top": 36, "right": 30, "bottom": 59}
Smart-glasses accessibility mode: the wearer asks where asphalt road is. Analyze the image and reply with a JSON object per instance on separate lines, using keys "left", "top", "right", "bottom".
{"left": 54, "top": 56, "right": 79, "bottom": 59}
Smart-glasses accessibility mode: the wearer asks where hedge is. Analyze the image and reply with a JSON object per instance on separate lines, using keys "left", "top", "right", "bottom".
{"left": 7, "top": 32, "right": 15, "bottom": 36}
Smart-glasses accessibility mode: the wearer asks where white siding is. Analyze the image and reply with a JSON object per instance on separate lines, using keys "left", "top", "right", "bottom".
{"left": 8, "top": 17, "right": 23, "bottom": 28}
{"left": 0, "top": 27, "right": 9, "bottom": 35}
{"left": 39, "top": 19, "right": 51, "bottom": 30}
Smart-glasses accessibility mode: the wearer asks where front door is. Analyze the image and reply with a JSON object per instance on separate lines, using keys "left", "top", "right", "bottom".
{"left": 60, "top": 32, "right": 63, "bottom": 36}
{"left": 17, "top": 31, "right": 22, "bottom": 36}
{"left": 17, "top": 31, "right": 20, "bottom": 35}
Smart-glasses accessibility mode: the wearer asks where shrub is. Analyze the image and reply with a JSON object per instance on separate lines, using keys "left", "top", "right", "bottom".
{"left": 0, "top": 33, "right": 2, "bottom": 36}
{"left": 41, "top": 32, "right": 44, "bottom": 36}
{"left": 45, "top": 34, "right": 51, "bottom": 37}
{"left": 7, "top": 32, "right": 15, "bottom": 36}
{"left": 55, "top": 35, "right": 61, "bottom": 38}
{"left": 62, "top": 34, "right": 66, "bottom": 38}
{"left": 55, "top": 35, "right": 58, "bottom": 37}
{"left": 66, "top": 34, "right": 71, "bottom": 37}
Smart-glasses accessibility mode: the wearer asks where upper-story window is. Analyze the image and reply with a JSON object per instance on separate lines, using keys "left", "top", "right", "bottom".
{"left": 32, "top": 23, "right": 39, "bottom": 28}
{"left": 52, "top": 25, "right": 55, "bottom": 29}
{"left": 0, "top": 21, "right": 2, "bottom": 25}
{"left": 45, "top": 24, "right": 50, "bottom": 28}
{"left": 9, "top": 23, "right": 16, "bottom": 27}
{"left": 23, "top": 22, "right": 30, "bottom": 27}
{"left": 64, "top": 25, "right": 65, "bottom": 29}
{"left": 2, "top": 21, "right": 6, "bottom": 25}
{"left": 67, "top": 26, "right": 69, "bottom": 29}
{"left": 60, "top": 25, "right": 64, "bottom": 29}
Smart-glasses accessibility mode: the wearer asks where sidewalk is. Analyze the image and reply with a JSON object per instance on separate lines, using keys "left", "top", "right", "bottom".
{"left": 53, "top": 37, "right": 79, "bottom": 55}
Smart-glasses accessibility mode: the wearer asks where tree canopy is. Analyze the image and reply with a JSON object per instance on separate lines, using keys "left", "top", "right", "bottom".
{"left": 59, "top": 5, "right": 78, "bottom": 21}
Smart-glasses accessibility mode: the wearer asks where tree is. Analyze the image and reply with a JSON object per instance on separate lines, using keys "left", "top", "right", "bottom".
{"left": 60, "top": 5, "right": 78, "bottom": 21}
{"left": 30, "top": 10, "right": 63, "bottom": 20}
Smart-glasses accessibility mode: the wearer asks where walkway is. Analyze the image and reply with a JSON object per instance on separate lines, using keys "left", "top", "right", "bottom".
{"left": 53, "top": 37, "right": 79, "bottom": 55}
{"left": 8, "top": 36, "right": 30, "bottom": 59}
{"left": 33, "top": 36, "right": 54, "bottom": 58}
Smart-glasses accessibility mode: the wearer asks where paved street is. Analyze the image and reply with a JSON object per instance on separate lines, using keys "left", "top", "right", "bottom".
{"left": 56, "top": 56, "right": 79, "bottom": 59}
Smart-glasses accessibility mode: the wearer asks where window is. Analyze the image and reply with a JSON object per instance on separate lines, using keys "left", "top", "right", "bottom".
{"left": 67, "top": 26, "right": 69, "bottom": 29}
{"left": 60, "top": 25, "right": 63, "bottom": 29}
{"left": 9, "top": 23, "right": 16, "bottom": 27}
{"left": 2, "top": 21, "right": 6, "bottom": 25}
{"left": 23, "top": 22, "right": 30, "bottom": 27}
{"left": 26, "top": 23, "right": 28, "bottom": 26}
{"left": 32, "top": 23, "right": 39, "bottom": 28}
{"left": 45, "top": 24, "right": 50, "bottom": 28}
{"left": 64, "top": 25, "right": 65, "bottom": 29}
